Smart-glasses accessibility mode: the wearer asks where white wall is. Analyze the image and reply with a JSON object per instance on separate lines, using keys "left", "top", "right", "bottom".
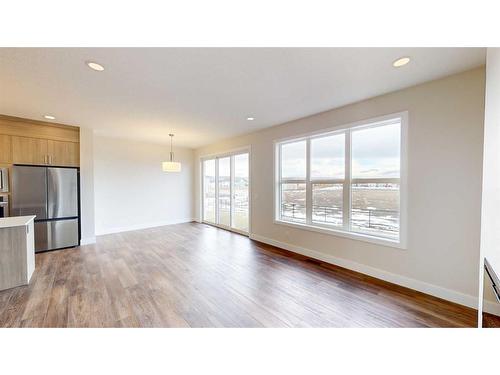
{"left": 79, "top": 127, "right": 96, "bottom": 244}
{"left": 194, "top": 67, "right": 486, "bottom": 309}
{"left": 479, "top": 48, "right": 500, "bottom": 323}
{"left": 94, "top": 136, "right": 194, "bottom": 235}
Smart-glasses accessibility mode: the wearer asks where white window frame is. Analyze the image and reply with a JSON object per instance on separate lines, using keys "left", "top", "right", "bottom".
{"left": 274, "top": 112, "right": 408, "bottom": 249}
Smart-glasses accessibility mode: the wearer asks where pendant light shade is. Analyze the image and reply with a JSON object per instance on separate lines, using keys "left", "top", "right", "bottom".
{"left": 162, "top": 161, "right": 182, "bottom": 172}
{"left": 162, "top": 134, "right": 182, "bottom": 172}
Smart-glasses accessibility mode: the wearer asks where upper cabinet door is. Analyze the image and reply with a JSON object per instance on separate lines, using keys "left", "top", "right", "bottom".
{"left": 12, "top": 136, "right": 48, "bottom": 165}
{"left": 47, "top": 140, "right": 79, "bottom": 167}
{"left": 0, "top": 134, "right": 12, "bottom": 163}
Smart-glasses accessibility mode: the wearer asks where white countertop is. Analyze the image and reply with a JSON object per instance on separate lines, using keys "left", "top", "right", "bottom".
{"left": 0, "top": 215, "right": 36, "bottom": 229}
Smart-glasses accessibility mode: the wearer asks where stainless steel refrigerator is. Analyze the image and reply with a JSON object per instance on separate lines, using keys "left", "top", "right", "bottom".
{"left": 12, "top": 165, "right": 80, "bottom": 252}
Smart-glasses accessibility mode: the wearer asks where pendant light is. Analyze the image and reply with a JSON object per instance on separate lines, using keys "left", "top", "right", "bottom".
{"left": 162, "top": 134, "right": 182, "bottom": 172}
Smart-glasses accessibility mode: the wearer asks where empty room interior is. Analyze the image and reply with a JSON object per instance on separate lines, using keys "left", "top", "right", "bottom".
{"left": 2, "top": 47, "right": 500, "bottom": 329}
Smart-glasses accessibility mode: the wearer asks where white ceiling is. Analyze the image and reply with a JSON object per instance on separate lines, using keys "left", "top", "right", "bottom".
{"left": 0, "top": 48, "right": 485, "bottom": 148}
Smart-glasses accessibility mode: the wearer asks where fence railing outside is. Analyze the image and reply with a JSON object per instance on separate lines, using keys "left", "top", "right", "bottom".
{"left": 217, "top": 197, "right": 248, "bottom": 212}
{"left": 281, "top": 203, "right": 398, "bottom": 233}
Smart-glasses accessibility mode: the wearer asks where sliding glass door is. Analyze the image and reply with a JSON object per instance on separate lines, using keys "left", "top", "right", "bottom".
{"left": 233, "top": 153, "right": 249, "bottom": 233}
{"left": 202, "top": 159, "right": 216, "bottom": 223}
{"left": 202, "top": 150, "right": 249, "bottom": 234}
{"left": 218, "top": 157, "right": 231, "bottom": 227}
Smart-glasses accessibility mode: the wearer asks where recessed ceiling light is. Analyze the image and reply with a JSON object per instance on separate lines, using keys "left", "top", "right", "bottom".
{"left": 393, "top": 57, "right": 410, "bottom": 68}
{"left": 86, "top": 61, "right": 105, "bottom": 71}
{"left": 246, "top": 117, "right": 255, "bottom": 121}
{"left": 44, "top": 115, "right": 56, "bottom": 120}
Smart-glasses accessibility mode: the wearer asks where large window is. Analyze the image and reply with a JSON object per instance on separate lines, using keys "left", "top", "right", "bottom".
{"left": 275, "top": 114, "right": 406, "bottom": 247}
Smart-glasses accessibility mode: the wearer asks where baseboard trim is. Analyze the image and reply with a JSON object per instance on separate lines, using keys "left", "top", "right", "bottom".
{"left": 80, "top": 237, "right": 96, "bottom": 245}
{"left": 96, "top": 218, "right": 195, "bottom": 236}
{"left": 249, "top": 233, "right": 499, "bottom": 316}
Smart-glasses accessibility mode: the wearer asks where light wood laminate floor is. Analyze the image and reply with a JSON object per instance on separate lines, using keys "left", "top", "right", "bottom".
{"left": 0, "top": 222, "right": 477, "bottom": 327}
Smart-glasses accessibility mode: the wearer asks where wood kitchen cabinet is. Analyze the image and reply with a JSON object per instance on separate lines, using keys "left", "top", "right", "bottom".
{"left": 11, "top": 137, "right": 79, "bottom": 167}
{"left": 0, "top": 134, "right": 12, "bottom": 163}
{"left": 1, "top": 115, "right": 80, "bottom": 167}
{"left": 0, "top": 216, "right": 35, "bottom": 291}
{"left": 47, "top": 140, "right": 79, "bottom": 167}
{"left": 11, "top": 136, "right": 48, "bottom": 165}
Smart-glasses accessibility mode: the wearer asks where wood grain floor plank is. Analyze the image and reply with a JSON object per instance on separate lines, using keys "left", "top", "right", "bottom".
{"left": 0, "top": 222, "right": 477, "bottom": 327}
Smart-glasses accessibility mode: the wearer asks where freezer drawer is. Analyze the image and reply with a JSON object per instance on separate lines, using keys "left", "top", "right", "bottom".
{"left": 12, "top": 166, "right": 47, "bottom": 219}
{"left": 35, "top": 219, "right": 79, "bottom": 252}
{"left": 47, "top": 167, "right": 78, "bottom": 219}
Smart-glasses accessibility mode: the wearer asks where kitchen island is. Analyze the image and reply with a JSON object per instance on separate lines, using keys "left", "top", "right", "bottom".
{"left": 0, "top": 215, "right": 36, "bottom": 291}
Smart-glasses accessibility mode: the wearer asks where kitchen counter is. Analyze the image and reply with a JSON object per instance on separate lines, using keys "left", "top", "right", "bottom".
{"left": 0, "top": 215, "right": 36, "bottom": 291}
{"left": 0, "top": 215, "right": 36, "bottom": 228}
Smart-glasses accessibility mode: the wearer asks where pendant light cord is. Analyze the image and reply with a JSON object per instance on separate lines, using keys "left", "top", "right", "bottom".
{"left": 169, "top": 134, "right": 174, "bottom": 162}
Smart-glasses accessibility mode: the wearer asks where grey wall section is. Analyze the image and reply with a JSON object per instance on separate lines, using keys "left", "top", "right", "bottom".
{"left": 79, "top": 127, "right": 96, "bottom": 244}
{"left": 194, "top": 67, "right": 486, "bottom": 308}
{"left": 93, "top": 136, "right": 194, "bottom": 235}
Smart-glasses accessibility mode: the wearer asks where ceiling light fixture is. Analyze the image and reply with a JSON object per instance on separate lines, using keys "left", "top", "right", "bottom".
{"left": 162, "top": 134, "right": 182, "bottom": 173}
{"left": 44, "top": 115, "right": 56, "bottom": 120}
{"left": 86, "top": 61, "right": 105, "bottom": 71}
{"left": 246, "top": 117, "right": 255, "bottom": 121}
{"left": 393, "top": 57, "right": 410, "bottom": 68}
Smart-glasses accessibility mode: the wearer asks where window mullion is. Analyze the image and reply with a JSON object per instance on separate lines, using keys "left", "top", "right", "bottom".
{"left": 201, "top": 160, "right": 205, "bottom": 221}
{"left": 277, "top": 144, "right": 282, "bottom": 221}
{"left": 230, "top": 155, "right": 235, "bottom": 228}
{"left": 215, "top": 157, "right": 219, "bottom": 225}
{"left": 306, "top": 138, "right": 312, "bottom": 225}
{"left": 343, "top": 130, "right": 351, "bottom": 230}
